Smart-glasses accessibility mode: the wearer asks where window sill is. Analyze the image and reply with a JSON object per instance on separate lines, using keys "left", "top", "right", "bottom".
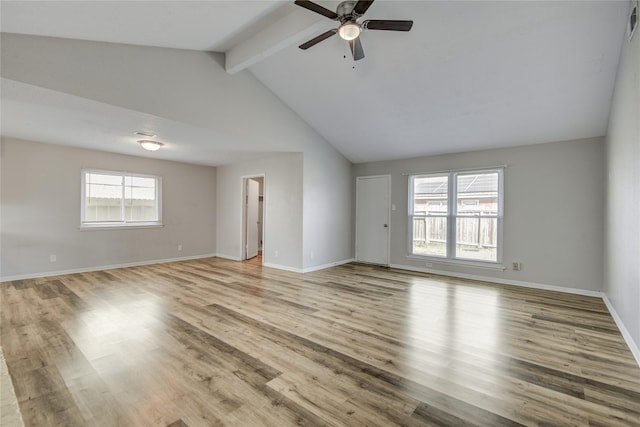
{"left": 79, "top": 223, "right": 164, "bottom": 231}
{"left": 406, "top": 255, "right": 506, "bottom": 271}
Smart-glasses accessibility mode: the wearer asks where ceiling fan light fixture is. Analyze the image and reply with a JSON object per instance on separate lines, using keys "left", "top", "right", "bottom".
{"left": 338, "top": 22, "right": 361, "bottom": 41}
{"left": 139, "top": 140, "right": 164, "bottom": 152}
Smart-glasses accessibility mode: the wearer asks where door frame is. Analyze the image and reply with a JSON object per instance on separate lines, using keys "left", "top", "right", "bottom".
{"left": 241, "top": 174, "right": 266, "bottom": 263}
{"left": 355, "top": 174, "right": 391, "bottom": 266}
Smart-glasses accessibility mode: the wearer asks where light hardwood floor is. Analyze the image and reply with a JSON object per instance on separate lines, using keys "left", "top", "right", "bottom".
{"left": 1, "top": 258, "right": 639, "bottom": 426}
{"left": 1, "top": 346, "right": 24, "bottom": 427}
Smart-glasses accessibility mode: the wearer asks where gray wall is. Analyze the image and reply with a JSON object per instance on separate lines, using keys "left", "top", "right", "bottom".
{"left": 302, "top": 139, "right": 353, "bottom": 270}
{"left": 1, "top": 33, "right": 354, "bottom": 274}
{"left": 214, "top": 148, "right": 353, "bottom": 273}
{"left": 604, "top": 14, "right": 640, "bottom": 357}
{"left": 353, "top": 137, "right": 605, "bottom": 293}
{"left": 215, "top": 153, "right": 304, "bottom": 270}
{"left": 1, "top": 138, "right": 216, "bottom": 280}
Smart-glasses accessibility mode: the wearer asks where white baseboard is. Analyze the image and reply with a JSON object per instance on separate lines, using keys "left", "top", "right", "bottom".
{"left": 263, "top": 258, "right": 355, "bottom": 274}
{"left": 0, "top": 253, "right": 353, "bottom": 281}
{"left": 302, "top": 258, "right": 355, "bottom": 273}
{"left": 262, "top": 262, "right": 303, "bottom": 273}
{"left": 214, "top": 253, "right": 242, "bottom": 262}
{"left": 389, "top": 263, "right": 604, "bottom": 298}
{"left": 0, "top": 253, "right": 217, "bottom": 282}
{"left": 603, "top": 295, "right": 640, "bottom": 367}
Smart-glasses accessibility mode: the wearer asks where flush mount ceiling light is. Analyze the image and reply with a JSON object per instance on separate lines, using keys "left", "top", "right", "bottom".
{"left": 138, "top": 140, "right": 164, "bottom": 152}
{"left": 338, "top": 21, "right": 361, "bottom": 41}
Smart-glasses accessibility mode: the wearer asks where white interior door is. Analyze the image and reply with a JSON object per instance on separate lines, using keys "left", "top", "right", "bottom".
{"left": 356, "top": 175, "right": 390, "bottom": 265}
{"left": 246, "top": 179, "right": 260, "bottom": 259}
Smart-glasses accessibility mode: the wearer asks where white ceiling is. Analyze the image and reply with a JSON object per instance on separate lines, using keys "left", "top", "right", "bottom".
{"left": 1, "top": 79, "right": 278, "bottom": 166}
{"left": 0, "top": 1, "right": 630, "bottom": 164}
{"left": 0, "top": 1, "right": 284, "bottom": 51}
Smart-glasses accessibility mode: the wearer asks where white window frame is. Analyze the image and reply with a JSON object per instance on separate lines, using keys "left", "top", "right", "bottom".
{"left": 408, "top": 168, "right": 503, "bottom": 264}
{"left": 80, "top": 169, "right": 162, "bottom": 229}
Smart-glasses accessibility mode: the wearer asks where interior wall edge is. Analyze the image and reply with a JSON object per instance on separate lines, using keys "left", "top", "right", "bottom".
{"left": 262, "top": 262, "right": 304, "bottom": 274}
{"left": 603, "top": 294, "right": 640, "bottom": 368}
{"left": 214, "top": 253, "right": 243, "bottom": 262}
{"left": 301, "top": 258, "right": 355, "bottom": 273}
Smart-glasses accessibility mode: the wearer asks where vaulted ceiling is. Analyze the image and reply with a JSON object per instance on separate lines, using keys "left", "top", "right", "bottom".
{"left": 0, "top": 1, "right": 630, "bottom": 164}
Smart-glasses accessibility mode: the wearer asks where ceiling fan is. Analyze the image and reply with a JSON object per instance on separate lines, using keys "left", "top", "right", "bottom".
{"left": 295, "top": 0, "right": 413, "bottom": 61}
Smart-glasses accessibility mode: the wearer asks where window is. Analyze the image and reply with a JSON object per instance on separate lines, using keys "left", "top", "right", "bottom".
{"left": 81, "top": 169, "right": 162, "bottom": 227}
{"left": 409, "top": 168, "right": 503, "bottom": 263}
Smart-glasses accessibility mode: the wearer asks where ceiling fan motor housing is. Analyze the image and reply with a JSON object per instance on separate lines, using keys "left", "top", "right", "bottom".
{"left": 337, "top": 1, "right": 360, "bottom": 22}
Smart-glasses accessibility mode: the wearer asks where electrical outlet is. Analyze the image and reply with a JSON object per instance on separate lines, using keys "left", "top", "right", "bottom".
{"left": 425, "top": 262, "right": 433, "bottom": 268}
{"left": 50, "top": 254, "right": 57, "bottom": 262}
{"left": 178, "top": 244, "right": 182, "bottom": 251}
{"left": 512, "top": 262, "right": 521, "bottom": 271}
{"left": 274, "top": 250, "right": 278, "bottom": 257}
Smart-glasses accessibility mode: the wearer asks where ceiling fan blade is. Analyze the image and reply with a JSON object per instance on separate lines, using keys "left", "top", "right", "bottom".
{"left": 299, "top": 29, "right": 337, "bottom": 50}
{"left": 364, "top": 20, "right": 413, "bottom": 31}
{"left": 294, "top": 0, "right": 339, "bottom": 19}
{"left": 353, "top": 0, "right": 374, "bottom": 15}
{"left": 349, "top": 37, "right": 365, "bottom": 61}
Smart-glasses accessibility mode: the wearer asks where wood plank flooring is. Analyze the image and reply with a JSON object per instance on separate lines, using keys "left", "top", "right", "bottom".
{"left": 1, "top": 258, "right": 639, "bottom": 426}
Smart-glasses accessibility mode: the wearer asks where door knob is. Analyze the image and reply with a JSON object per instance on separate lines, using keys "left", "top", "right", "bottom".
{"left": 383, "top": 224, "right": 388, "bottom": 228}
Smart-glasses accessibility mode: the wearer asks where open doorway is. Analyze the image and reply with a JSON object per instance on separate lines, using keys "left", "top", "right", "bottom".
{"left": 242, "top": 175, "right": 264, "bottom": 264}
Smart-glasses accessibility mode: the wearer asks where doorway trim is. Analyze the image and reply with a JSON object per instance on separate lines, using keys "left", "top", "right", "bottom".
{"left": 241, "top": 174, "right": 266, "bottom": 264}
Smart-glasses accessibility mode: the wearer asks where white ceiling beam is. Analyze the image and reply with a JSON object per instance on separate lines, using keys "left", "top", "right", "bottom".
{"left": 225, "top": 5, "right": 334, "bottom": 74}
